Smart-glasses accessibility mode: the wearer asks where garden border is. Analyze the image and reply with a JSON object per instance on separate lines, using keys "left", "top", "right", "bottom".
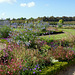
{"left": 38, "top": 58, "right": 75, "bottom": 75}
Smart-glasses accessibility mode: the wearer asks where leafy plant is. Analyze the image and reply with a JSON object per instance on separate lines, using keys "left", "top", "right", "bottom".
{"left": 51, "top": 46, "right": 75, "bottom": 61}
{"left": 40, "top": 45, "right": 51, "bottom": 53}
{"left": 0, "top": 26, "right": 11, "bottom": 38}
{"left": 12, "top": 29, "right": 38, "bottom": 48}
{"left": 58, "top": 24, "right": 62, "bottom": 28}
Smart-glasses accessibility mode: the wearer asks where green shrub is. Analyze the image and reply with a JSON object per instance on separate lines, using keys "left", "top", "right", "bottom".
{"left": 30, "top": 24, "right": 34, "bottom": 28}
{"left": 58, "top": 25, "right": 62, "bottom": 28}
{"left": 40, "top": 45, "right": 51, "bottom": 53}
{"left": 61, "top": 40, "right": 70, "bottom": 47}
{"left": 39, "top": 62, "right": 68, "bottom": 75}
{"left": 49, "top": 22, "right": 57, "bottom": 25}
{"left": 12, "top": 29, "right": 38, "bottom": 48}
{"left": 40, "top": 37, "right": 54, "bottom": 44}
{"left": 0, "top": 26, "right": 11, "bottom": 38}
{"left": 0, "top": 39, "right": 8, "bottom": 45}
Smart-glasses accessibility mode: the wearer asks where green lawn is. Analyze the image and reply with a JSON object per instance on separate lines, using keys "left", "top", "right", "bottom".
{"left": 12, "top": 28, "right": 75, "bottom": 41}
{"left": 40, "top": 29, "right": 75, "bottom": 41}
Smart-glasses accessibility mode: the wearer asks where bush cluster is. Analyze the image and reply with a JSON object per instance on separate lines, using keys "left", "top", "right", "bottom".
{"left": 0, "top": 26, "right": 11, "bottom": 38}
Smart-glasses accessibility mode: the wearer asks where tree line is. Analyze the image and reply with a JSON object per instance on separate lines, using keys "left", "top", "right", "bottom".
{"left": 1, "top": 16, "right": 75, "bottom": 22}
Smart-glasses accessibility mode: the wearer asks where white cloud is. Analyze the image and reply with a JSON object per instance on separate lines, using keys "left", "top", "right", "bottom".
{"left": 2, "top": 13, "right": 5, "bottom": 16}
{"left": 0, "top": 0, "right": 16, "bottom": 3}
{"left": 20, "top": 2, "right": 35, "bottom": 7}
{"left": 27, "top": 2, "right": 35, "bottom": 7}
{"left": 20, "top": 3, "right": 26, "bottom": 7}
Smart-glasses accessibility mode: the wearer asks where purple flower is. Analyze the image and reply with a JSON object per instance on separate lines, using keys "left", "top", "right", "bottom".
{"left": 23, "top": 69, "right": 25, "bottom": 71}
{"left": 38, "top": 67, "right": 40, "bottom": 68}
{"left": 36, "top": 64, "right": 39, "bottom": 67}
{"left": 19, "top": 71, "right": 20, "bottom": 73}
{"left": 3, "top": 50, "right": 5, "bottom": 52}
{"left": 33, "top": 72, "right": 35, "bottom": 74}
{"left": 19, "top": 66, "right": 21, "bottom": 68}
{"left": 34, "top": 68, "right": 36, "bottom": 70}
{"left": 39, "top": 70, "right": 41, "bottom": 72}
{"left": 36, "top": 65, "right": 38, "bottom": 67}
{"left": 30, "top": 69, "right": 31, "bottom": 71}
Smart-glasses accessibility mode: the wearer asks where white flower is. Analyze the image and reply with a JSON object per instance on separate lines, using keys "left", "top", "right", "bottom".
{"left": 52, "top": 59, "right": 58, "bottom": 63}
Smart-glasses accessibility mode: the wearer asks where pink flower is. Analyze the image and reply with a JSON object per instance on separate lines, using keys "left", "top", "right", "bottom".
{"left": 11, "top": 59, "right": 13, "bottom": 61}
{"left": 0, "top": 70, "right": 3, "bottom": 72}
{"left": 14, "top": 69, "right": 16, "bottom": 71}
{"left": 66, "top": 55, "right": 68, "bottom": 58}
{"left": 59, "top": 53, "right": 60, "bottom": 55}
{"left": 8, "top": 71, "right": 10, "bottom": 74}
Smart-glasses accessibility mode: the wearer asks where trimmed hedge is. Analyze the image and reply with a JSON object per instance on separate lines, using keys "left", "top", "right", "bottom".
{"left": 39, "top": 58, "right": 75, "bottom": 75}
{"left": 39, "top": 62, "right": 68, "bottom": 75}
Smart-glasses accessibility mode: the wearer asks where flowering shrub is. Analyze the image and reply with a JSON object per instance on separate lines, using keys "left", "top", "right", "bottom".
{"left": 58, "top": 24, "right": 62, "bottom": 28}
{"left": 40, "top": 44, "right": 51, "bottom": 54}
{"left": 19, "top": 64, "right": 42, "bottom": 75}
{"left": 51, "top": 46, "right": 75, "bottom": 61}
{"left": 0, "top": 42, "right": 24, "bottom": 75}
{"left": 0, "top": 41, "right": 52, "bottom": 75}
{"left": 0, "top": 24, "right": 75, "bottom": 75}
{"left": 11, "top": 29, "right": 38, "bottom": 48}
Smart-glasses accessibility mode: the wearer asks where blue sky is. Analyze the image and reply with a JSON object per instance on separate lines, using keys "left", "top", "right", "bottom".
{"left": 0, "top": 0, "right": 75, "bottom": 19}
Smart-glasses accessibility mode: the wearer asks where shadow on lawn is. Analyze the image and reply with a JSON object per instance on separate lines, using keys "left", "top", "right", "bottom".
{"left": 39, "top": 32, "right": 64, "bottom": 36}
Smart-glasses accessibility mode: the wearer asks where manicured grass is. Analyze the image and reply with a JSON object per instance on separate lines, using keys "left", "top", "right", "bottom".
{"left": 59, "top": 29, "right": 75, "bottom": 35}
{"left": 12, "top": 28, "right": 75, "bottom": 41}
{"left": 40, "top": 29, "right": 75, "bottom": 41}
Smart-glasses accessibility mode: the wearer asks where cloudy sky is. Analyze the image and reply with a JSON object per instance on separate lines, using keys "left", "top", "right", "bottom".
{"left": 0, "top": 0, "right": 75, "bottom": 19}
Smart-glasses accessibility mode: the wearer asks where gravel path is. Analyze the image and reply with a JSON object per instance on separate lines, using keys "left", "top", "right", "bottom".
{"left": 58, "top": 64, "right": 75, "bottom": 75}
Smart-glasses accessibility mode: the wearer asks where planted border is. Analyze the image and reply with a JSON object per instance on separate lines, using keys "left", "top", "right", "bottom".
{"left": 38, "top": 58, "right": 75, "bottom": 75}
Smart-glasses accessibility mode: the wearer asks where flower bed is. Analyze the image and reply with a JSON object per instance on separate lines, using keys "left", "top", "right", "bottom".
{"left": 0, "top": 25, "right": 75, "bottom": 75}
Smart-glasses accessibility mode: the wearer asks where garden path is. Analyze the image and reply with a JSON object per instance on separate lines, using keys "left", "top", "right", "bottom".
{"left": 58, "top": 64, "right": 75, "bottom": 75}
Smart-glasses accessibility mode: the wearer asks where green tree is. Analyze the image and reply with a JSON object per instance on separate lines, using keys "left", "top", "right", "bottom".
{"left": 58, "top": 19, "right": 64, "bottom": 28}
{"left": 38, "top": 20, "right": 40, "bottom": 23}
{"left": 6, "top": 18, "right": 10, "bottom": 20}
{"left": 12, "top": 18, "right": 16, "bottom": 20}
{"left": 20, "top": 17, "right": 24, "bottom": 20}
{"left": 58, "top": 19, "right": 64, "bottom": 25}
{"left": 11, "top": 21, "right": 14, "bottom": 24}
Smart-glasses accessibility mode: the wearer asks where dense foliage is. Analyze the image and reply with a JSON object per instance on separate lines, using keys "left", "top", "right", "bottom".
{"left": 0, "top": 26, "right": 11, "bottom": 38}
{"left": 0, "top": 22, "right": 75, "bottom": 75}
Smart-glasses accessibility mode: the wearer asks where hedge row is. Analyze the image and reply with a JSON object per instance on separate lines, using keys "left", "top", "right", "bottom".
{"left": 39, "top": 62, "right": 68, "bottom": 75}
{"left": 38, "top": 58, "right": 75, "bottom": 75}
